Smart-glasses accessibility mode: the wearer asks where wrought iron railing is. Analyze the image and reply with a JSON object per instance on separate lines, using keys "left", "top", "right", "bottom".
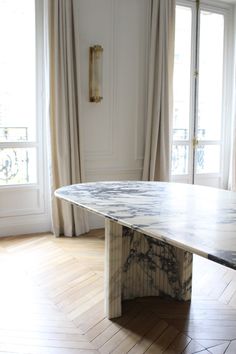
{"left": 0, "top": 127, "right": 29, "bottom": 184}
{"left": 0, "top": 126, "right": 28, "bottom": 142}
{"left": 173, "top": 128, "right": 206, "bottom": 140}
{"left": 172, "top": 128, "right": 206, "bottom": 174}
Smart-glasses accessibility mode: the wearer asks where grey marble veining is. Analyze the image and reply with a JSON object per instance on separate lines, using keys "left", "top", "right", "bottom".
{"left": 104, "top": 219, "right": 192, "bottom": 319}
{"left": 122, "top": 226, "right": 192, "bottom": 301}
{"left": 55, "top": 181, "right": 236, "bottom": 270}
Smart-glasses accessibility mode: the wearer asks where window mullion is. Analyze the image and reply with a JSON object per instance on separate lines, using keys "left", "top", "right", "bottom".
{"left": 192, "top": 0, "right": 201, "bottom": 184}
{"left": 0, "top": 142, "right": 38, "bottom": 149}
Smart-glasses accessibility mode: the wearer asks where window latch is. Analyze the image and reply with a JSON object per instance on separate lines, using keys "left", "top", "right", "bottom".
{"left": 192, "top": 137, "right": 199, "bottom": 148}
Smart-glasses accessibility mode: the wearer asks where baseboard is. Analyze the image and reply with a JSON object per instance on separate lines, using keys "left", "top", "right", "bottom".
{"left": 0, "top": 213, "right": 52, "bottom": 237}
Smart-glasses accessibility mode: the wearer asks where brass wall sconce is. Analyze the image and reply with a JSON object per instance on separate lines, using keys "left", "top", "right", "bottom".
{"left": 89, "top": 45, "right": 103, "bottom": 103}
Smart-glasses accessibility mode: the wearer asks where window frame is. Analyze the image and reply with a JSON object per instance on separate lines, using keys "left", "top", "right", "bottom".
{"left": 173, "top": 0, "right": 235, "bottom": 188}
{"left": 0, "top": 0, "right": 44, "bottom": 190}
{"left": 0, "top": 0, "right": 50, "bottom": 221}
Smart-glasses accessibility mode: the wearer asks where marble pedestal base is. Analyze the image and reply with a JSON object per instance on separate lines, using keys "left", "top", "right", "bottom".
{"left": 105, "top": 219, "right": 192, "bottom": 319}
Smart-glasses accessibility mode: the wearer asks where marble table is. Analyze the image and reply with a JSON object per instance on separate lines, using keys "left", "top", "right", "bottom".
{"left": 55, "top": 181, "right": 236, "bottom": 319}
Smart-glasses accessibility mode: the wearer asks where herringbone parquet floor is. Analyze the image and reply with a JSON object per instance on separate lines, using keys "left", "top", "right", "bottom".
{"left": 0, "top": 230, "right": 236, "bottom": 353}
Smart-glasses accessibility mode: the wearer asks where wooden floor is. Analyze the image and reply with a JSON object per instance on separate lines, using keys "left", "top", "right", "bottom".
{"left": 0, "top": 231, "right": 236, "bottom": 354}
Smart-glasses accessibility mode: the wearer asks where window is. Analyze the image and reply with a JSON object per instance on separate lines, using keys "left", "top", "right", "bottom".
{"left": 0, "top": 0, "right": 50, "bottom": 234}
{"left": 0, "top": 0, "right": 37, "bottom": 185}
{"left": 172, "top": 5, "right": 192, "bottom": 176}
{"left": 171, "top": 0, "right": 234, "bottom": 188}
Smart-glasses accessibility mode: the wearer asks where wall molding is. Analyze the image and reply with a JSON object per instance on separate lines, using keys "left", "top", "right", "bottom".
{"left": 86, "top": 167, "right": 143, "bottom": 177}
{"left": 81, "top": 0, "right": 148, "bottom": 197}
{"left": 134, "top": 0, "right": 150, "bottom": 163}
{"left": 84, "top": 0, "right": 116, "bottom": 160}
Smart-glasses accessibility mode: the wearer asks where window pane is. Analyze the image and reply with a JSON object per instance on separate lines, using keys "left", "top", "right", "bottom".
{"left": 173, "top": 6, "right": 192, "bottom": 141}
{"left": 172, "top": 145, "right": 189, "bottom": 175}
{"left": 0, "top": 0, "right": 36, "bottom": 142}
{"left": 197, "top": 11, "right": 224, "bottom": 141}
{"left": 0, "top": 148, "right": 37, "bottom": 185}
{"left": 196, "top": 145, "right": 220, "bottom": 174}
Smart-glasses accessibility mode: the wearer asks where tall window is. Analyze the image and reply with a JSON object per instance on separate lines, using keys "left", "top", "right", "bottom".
{"left": 171, "top": 1, "right": 233, "bottom": 188}
{"left": 0, "top": 0, "right": 50, "bottom": 233}
{"left": 0, "top": 0, "right": 37, "bottom": 185}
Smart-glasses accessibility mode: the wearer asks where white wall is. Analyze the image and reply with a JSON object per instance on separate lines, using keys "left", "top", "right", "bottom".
{"left": 77, "top": 0, "right": 150, "bottom": 228}
{"left": 0, "top": 0, "right": 149, "bottom": 236}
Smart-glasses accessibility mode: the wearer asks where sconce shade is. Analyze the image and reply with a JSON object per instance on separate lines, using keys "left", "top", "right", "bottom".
{"left": 89, "top": 45, "right": 103, "bottom": 103}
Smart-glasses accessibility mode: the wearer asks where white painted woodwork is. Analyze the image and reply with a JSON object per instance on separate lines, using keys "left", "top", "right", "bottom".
{"left": 172, "top": 0, "right": 235, "bottom": 189}
{"left": 77, "top": 0, "right": 149, "bottom": 228}
{"left": 0, "top": 0, "right": 149, "bottom": 234}
{"left": 2, "top": 0, "right": 233, "bottom": 235}
{"left": 0, "top": 0, "right": 51, "bottom": 237}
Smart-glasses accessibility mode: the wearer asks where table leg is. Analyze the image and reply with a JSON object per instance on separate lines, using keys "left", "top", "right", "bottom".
{"left": 122, "top": 227, "right": 192, "bottom": 301}
{"left": 105, "top": 219, "right": 123, "bottom": 319}
{"left": 105, "top": 220, "right": 193, "bottom": 319}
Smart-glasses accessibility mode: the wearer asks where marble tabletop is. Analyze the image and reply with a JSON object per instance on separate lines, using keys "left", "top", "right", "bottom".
{"left": 55, "top": 181, "right": 236, "bottom": 270}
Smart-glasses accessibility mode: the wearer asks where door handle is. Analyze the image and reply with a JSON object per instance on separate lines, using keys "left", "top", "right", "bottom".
{"left": 192, "top": 137, "right": 199, "bottom": 148}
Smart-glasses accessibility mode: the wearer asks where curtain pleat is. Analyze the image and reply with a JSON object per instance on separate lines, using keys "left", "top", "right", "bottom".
{"left": 48, "top": 0, "right": 89, "bottom": 236}
{"left": 142, "top": 0, "right": 176, "bottom": 182}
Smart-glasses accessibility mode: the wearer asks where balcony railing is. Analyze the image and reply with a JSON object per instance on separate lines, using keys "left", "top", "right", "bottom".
{"left": 172, "top": 128, "right": 207, "bottom": 175}
{"left": 0, "top": 126, "right": 28, "bottom": 142}
{"left": 173, "top": 128, "right": 206, "bottom": 140}
{"left": 0, "top": 127, "right": 30, "bottom": 184}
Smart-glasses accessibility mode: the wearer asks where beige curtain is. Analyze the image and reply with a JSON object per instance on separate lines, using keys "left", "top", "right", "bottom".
{"left": 48, "top": 0, "right": 89, "bottom": 236}
{"left": 142, "top": 0, "right": 176, "bottom": 181}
